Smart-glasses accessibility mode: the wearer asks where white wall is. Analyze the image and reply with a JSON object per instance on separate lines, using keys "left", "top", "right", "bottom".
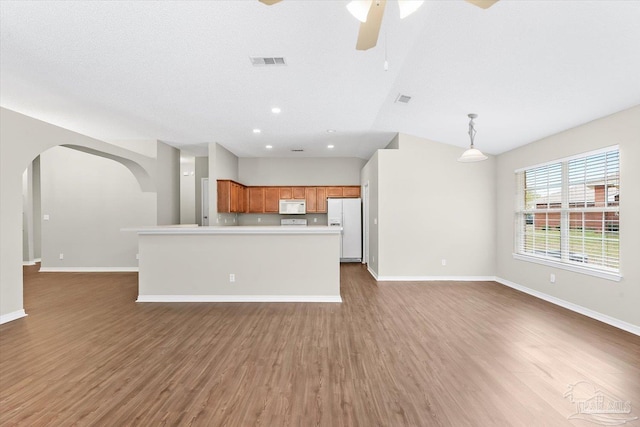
{"left": 0, "top": 107, "right": 174, "bottom": 323}
{"left": 39, "top": 146, "right": 156, "bottom": 270}
{"left": 369, "top": 133, "right": 496, "bottom": 279}
{"left": 180, "top": 154, "right": 196, "bottom": 224}
{"left": 194, "top": 157, "right": 209, "bottom": 226}
{"left": 208, "top": 143, "right": 240, "bottom": 225}
{"left": 496, "top": 106, "right": 640, "bottom": 328}
{"left": 156, "top": 142, "right": 180, "bottom": 225}
{"left": 361, "top": 151, "right": 380, "bottom": 274}
{"left": 239, "top": 157, "right": 366, "bottom": 186}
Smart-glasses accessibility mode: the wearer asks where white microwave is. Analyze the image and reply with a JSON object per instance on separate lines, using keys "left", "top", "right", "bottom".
{"left": 279, "top": 200, "right": 306, "bottom": 214}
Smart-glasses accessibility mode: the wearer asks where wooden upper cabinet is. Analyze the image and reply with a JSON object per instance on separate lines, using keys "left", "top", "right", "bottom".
{"left": 279, "top": 187, "right": 292, "bottom": 200}
{"left": 248, "top": 187, "right": 265, "bottom": 213}
{"left": 217, "top": 180, "right": 231, "bottom": 213}
{"left": 305, "top": 187, "right": 317, "bottom": 213}
{"left": 292, "top": 187, "right": 306, "bottom": 199}
{"left": 218, "top": 180, "right": 247, "bottom": 213}
{"left": 219, "top": 181, "right": 358, "bottom": 214}
{"left": 326, "top": 186, "right": 343, "bottom": 197}
{"left": 264, "top": 187, "right": 280, "bottom": 213}
{"left": 316, "top": 187, "right": 327, "bottom": 213}
{"left": 343, "top": 186, "right": 361, "bottom": 198}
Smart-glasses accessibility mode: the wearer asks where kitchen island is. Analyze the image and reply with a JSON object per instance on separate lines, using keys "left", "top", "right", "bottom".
{"left": 132, "top": 226, "right": 342, "bottom": 303}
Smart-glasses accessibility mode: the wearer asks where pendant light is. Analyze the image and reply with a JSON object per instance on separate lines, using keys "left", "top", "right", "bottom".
{"left": 458, "top": 113, "right": 488, "bottom": 162}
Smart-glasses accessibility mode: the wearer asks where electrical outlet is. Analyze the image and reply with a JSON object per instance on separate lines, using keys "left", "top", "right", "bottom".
{"left": 229, "top": 273, "right": 235, "bottom": 283}
{"left": 43, "top": 214, "right": 50, "bottom": 221}
{"left": 136, "top": 253, "right": 140, "bottom": 260}
{"left": 374, "top": 218, "right": 377, "bottom": 225}
{"left": 258, "top": 217, "right": 262, "bottom": 223}
{"left": 550, "top": 273, "right": 556, "bottom": 283}
{"left": 59, "top": 253, "right": 64, "bottom": 260}
{"left": 314, "top": 217, "right": 317, "bottom": 223}
{"left": 441, "top": 259, "right": 447, "bottom": 266}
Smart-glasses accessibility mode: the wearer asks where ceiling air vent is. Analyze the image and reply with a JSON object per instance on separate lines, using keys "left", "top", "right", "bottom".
{"left": 395, "top": 94, "right": 412, "bottom": 104}
{"left": 250, "top": 56, "right": 287, "bottom": 66}
{"left": 291, "top": 149, "right": 304, "bottom": 152}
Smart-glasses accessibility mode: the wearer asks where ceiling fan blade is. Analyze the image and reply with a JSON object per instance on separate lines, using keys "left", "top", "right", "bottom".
{"left": 465, "top": 0, "right": 499, "bottom": 9}
{"left": 259, "top": 0, "right": 283, "bottom": 5}
{"left": 356, "top": 0, "right": 387, "bottom": 51}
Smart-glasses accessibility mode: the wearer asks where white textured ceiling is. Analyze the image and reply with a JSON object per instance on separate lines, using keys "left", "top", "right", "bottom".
{"left": 1, "top": 1, "right": 639, "bottom": 159}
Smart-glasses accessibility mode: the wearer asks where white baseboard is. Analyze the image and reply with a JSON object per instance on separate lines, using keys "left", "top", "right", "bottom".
{"left": 39, "top": 267, "right": 138, "bottom": 272}
{"left": 136, "top": 295, "right": 342, "bottom": 303}
{"left": 0, "top": 309, "right": 27, "bottom": 325}
{"left": 375, "top": 275, "right": 496, "bottom": 282}
{"left": 495, "top": 277, "right": 640, "bottom": 336}
{"left": 22, "top": 261, "right": 36, "bottom": 266}
{"left": 367, "top": 266, "right": 378, "bottom": 280}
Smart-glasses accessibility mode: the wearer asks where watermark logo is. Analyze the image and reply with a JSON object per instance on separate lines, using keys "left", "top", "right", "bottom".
{"left": 564, "top": 380, "right": 638, "bottom": 425}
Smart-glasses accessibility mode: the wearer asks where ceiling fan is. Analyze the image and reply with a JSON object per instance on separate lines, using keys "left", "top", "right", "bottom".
{"left": 259, "top": 0, "right": 499, "bottom": 51}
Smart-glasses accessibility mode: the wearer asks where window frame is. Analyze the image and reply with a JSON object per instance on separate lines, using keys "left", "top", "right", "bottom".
{"left": 513, "top": 146, "right": 621, "bottom": 282}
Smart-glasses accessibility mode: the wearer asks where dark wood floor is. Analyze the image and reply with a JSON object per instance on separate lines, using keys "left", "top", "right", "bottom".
{"left": 1, "top": 264, "right": 638, "bottom": 426}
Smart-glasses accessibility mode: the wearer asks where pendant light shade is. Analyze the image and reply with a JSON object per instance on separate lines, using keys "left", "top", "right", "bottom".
{"left": 458, "top": 113, "right": 488, "bottom": 162}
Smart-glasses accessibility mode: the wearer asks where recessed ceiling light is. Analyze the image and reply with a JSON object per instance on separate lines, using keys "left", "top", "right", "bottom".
{"left": 271, "top": 107, "right": 281, "bottom": 114}
{"left": 266, "top": 145, "right": 273, "bottom": 149}
{"left": 326, "top": 129, "right": 336, "bottom": 133}
{"left": 253, "top": 129, "right": 261, "bottom": 134}
{"left": 327, "top": 145, "right": 335, "bottom": 149}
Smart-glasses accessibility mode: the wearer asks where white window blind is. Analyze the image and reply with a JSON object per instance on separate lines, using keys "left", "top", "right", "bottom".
{"left": 515, "top": 147, "right": 620, "bottom": 275}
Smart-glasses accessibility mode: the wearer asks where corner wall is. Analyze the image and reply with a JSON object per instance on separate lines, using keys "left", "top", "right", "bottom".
{"left": 375, "top": 134, "right": 496, "bottom": 279}
{"left": 495, "top": 106, "right": 640, "bottom": 328}
{"left": 156, "top": 142, "right": 180, "bottom": 225}
{"left": 208, "top": 143, "right": 239, "bottom": 226}
{"left": 0, "top": 108, "right": 176, "bottom": 323}
{"left": 39, "top": 146, "right": 156, "bottom": 270}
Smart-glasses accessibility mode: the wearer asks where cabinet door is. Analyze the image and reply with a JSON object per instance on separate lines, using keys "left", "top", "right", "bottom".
{"left": 233, "top": 182, "right": 248, "bottom": 213}
{"left": 264, "top": 187, "right": 280, "bottom": 213}
{"left": 248, "top": 187, "right": 265, "bottom": 213}
{"left": 305, "top": 187, "right": 317, "bottom": 213}
{"left": 279, "top": 187, "right": 292, "bottom": 200}
{"left": 326, "top": 186, "right": 343, "bottom": 197}
{"left": 343, "top": 186, "right": 360, "bottom": 198}
{"left": 217, "top": 180, "right": 231, "bottom": 213}
{"left": 292, "top": 187, "right": 306, "bottom": 199}
{"left": 316, "top": 187, "right": 327, "bottom": 213}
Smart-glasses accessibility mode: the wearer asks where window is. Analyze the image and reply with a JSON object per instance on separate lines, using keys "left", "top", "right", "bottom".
{"left": 514, "top": 147, "right": 620, "bottom": 280}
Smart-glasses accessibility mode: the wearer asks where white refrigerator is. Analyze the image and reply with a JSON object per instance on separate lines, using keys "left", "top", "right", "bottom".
{"left": 327, "top": 198, "right": 362, "bottom": 262}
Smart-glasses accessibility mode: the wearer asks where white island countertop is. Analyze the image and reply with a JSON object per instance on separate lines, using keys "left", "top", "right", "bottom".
{"left": 125, "top": 225, "right": 342, "bottom": 235}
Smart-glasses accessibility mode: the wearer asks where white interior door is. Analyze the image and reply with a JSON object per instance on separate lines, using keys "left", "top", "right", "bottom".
{"left": 201, "top": 178, "right": 209, "bottom": 226}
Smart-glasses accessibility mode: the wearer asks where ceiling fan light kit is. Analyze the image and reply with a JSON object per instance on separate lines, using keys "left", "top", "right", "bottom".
{"left": 347, "top": 0, "right": 373, "bottom": 22}
{"left": 264, "top": 0, "right": 499, "bottom": 51}
{"left": 458, "top": 113, "right": 488, "bottom": 162}
{"left": 397, "top": 0, "right": 425, "bottom": 19}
